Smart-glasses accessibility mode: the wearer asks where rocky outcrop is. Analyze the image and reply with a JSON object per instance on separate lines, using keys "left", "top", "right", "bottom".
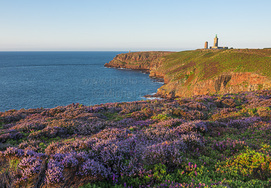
{"left": 194, "top": 73, "right": 271, "bottom": 95}
{"left": 104, "top": 51, "right": 172, "bottom": 79}
{"left": 157, "top": 72, "right": 271, "bottom": 98}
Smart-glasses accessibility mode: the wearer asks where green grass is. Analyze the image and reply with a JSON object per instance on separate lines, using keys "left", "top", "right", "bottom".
{"left": 103, "top": 112, "right": 124, "bottom": 121}
{"left": 9, "top": 159, "right": 20, "bottom": 171}
{"left": 160, "top": 49, "right": 271, "bottom": 82}
{"left": 0, "top": 121, "right": 4, "bottom": 129}
{"left": 153, "top": 49, "right": 271, "bottom": 97}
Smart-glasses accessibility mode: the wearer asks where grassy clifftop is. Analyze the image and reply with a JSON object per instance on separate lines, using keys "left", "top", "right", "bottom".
{"left": 158, "top": 48, "right": 271, "bottom": 82}
{"left": 105, "top": 49, "right": 271, "bottom": 98}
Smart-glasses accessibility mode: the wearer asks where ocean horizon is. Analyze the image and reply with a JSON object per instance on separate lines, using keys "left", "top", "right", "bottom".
{"left": 0, "top": 51, "right": 163, "bottom": 112}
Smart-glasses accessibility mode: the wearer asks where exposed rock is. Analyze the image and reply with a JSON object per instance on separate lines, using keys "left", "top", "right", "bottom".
{"left": 215, "top": 75, "right": 232, "bottom": 92}
{"left": 193, "top": 72, "right": 271, "bottom": 96}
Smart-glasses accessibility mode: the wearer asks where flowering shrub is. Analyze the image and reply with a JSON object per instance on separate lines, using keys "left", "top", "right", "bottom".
{"left": 86, "top": 106, "right": 107, "bottom": 113}
{"left": 45, "top": 159, "right": 64, "bottom": 184}
{"left": 79, "top": 159, "right": 109, "bottom": 178}
{"left": 212, "top": 138, "right": 247, "bottom": 154}
{"left": 18, "top": 156, "right": 43, "bottom": 180}
{"left": 176, "top": 120, "right": 208, "bottom": 133}
{"left": 29, "top": 126, "right": 68, "bottom": 139}
{"left": 12, "top": 114, "right": 47, "bottom": 131}
{"left": 181, "top": 101, "right": 209, "bottom": 111}
{"left": 1, "top": 90, "right": 271, "bottom": 187}
{"left": 180, "top": 133, "right": 204, "bottom": 148}
{"left": 75, "top": 120, "right": 108, "bottom": 135}
{"left": 226, "top": 117, "right": 261, "bottom": 128}
{"left": 142, "top": 140, "right": 185, "bottom": 166}
{"left": 61, "top": 153, "right": 79, "bottom": 168}
{"left": 4, "top": 147, "right": 24, "bottom": 158}
{"left": 0, "top": 130, "right": 23, "bottom": 143}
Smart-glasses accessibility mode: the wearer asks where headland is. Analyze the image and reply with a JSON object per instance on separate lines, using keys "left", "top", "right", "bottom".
{"left": 105, "top": 48, "right": 271, "bottom": 98}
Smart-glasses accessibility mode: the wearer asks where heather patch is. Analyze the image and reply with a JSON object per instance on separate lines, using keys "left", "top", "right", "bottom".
{"left": 1, "top": 90, "right": 271, "bottom": 187}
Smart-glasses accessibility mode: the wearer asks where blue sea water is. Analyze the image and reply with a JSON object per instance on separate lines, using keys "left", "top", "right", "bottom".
{"left": 0, "top": 52, "right": 163, "bottom": 112}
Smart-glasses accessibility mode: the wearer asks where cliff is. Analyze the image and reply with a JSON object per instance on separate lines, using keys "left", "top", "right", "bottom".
{"left": 104, "top": 51, "right": 172, "bottom": 79}
{"left": 105, "top": 49, "right": 271, "bottom": 98}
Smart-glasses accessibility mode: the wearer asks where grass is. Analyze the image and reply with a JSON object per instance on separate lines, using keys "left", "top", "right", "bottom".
{"left": 103, "top": 112, "right": 124, "bottom": 121}
{"left": 160, "top": 49, "right": 271, "bottom": 82}
{"left": 9, "top": 159, "right": 20, "bottom": 171}
{"left": 152, "top": 49, "right": 271, "bottom": 98}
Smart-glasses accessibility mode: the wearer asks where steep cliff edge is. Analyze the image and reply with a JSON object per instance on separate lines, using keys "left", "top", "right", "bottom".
{"left": 104, "top": 51, "right": 172, "bottom": 80}
{"left": 105, "top": 49, "right": 271, "bottom": 98}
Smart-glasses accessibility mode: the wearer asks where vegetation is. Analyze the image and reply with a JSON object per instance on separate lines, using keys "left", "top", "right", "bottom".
{"left": 160, "top": 49, "right": 271, "bottom": 82}
{"left": 1, "top": 89, "right": 271, "bottom": 187}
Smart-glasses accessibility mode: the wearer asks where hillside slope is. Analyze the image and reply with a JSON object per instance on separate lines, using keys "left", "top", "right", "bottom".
{"left": 1, "top": 90, "right": 271, "bottom": 187}
{"left": 105, "top": 49, "right": 271, "bottom": 98}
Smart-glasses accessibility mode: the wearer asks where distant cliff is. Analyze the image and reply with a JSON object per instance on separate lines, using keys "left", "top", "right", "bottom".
{"left": 104, "top": 51, "right": 172, "bottom": 79}
{"left": 105, "top": 49, "right": 271, "bottom": 98}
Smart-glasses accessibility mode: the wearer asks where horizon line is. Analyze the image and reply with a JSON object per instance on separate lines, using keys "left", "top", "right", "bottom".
{"left": 0, "top": 47, "right": 270, "bottom": 52}
{"left": 0, "top": 50, "right": 188, "bottom": 52}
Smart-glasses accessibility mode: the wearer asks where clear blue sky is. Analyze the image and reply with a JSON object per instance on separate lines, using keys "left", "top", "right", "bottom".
{"left": 0, "top": 0, "right": 270, "bottom": 51}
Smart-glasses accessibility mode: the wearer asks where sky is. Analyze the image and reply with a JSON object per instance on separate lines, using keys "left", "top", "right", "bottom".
{"left": 0, "top": 0, "right": 271, "bottom": 51}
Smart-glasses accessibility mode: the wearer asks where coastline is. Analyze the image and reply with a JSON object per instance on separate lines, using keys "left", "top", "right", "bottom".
{"left": 105, "top": 65, "right": 166, "bottom": 99}
{"left": 104, "top": 49, "right": 271, "bottom": 99}
{"left": 104, "top": 51, "right": 171, "bottom": 99}
{"left": 1, "top": 50, "right": 271, "bottom": 187}
{"left": 0, "top": 51, "right": 163, "bottom": 112}
{"left": 1, "top": 89, "right": 271, "bottom": 187}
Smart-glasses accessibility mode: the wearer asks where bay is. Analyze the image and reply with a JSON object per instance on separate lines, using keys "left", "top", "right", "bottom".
{"left": 0, "top": 52, "right": 163, "bottom": 112}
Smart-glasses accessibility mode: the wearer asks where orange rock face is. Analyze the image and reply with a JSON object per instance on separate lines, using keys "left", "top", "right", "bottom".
{"left": 192, "top": 72, "right": 271, "bottom": 96}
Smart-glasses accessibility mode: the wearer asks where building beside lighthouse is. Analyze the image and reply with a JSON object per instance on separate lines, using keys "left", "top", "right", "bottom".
{"left": 204, "top": 41, "right": 208, "bottom": 49}
{"left": 204, "top": 35, "right": 228, "bottom": 49}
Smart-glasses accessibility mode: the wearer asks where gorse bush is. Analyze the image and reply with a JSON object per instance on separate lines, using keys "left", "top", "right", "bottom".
{"left": 217, "top": 147, "right": 271, "bottom": 181}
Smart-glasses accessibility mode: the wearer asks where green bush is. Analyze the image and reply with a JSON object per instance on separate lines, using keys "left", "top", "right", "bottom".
{"left": 217, "top": 147, "right": 271, "bottom": 181}
{"left": 151, "top": 114, "right": 170, "bottom": 120}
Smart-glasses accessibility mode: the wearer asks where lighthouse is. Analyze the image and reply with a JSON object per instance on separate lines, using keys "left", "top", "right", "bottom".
{"left": 213, "top": 34, "right": 218, "bottom": 48}
{"left": 205, "top": 35, "right": 228, "bottom": 49}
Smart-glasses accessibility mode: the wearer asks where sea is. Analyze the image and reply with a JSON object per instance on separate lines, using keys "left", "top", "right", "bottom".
{"left": 0, "top": 51, "right": 163, "bottom": 112}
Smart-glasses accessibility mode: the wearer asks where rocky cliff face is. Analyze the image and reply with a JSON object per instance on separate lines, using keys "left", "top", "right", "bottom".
{"left": 158, "top": 72, "right": 271, "bottom": 98}
{"left": 105, "top": 50, "right": 271, "bottom": 98}
{"left": 195, "top": 72, "right": 271, "bottom": 95}
{"left": 104, "top": 51, "right": 172, "bottom": 79}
